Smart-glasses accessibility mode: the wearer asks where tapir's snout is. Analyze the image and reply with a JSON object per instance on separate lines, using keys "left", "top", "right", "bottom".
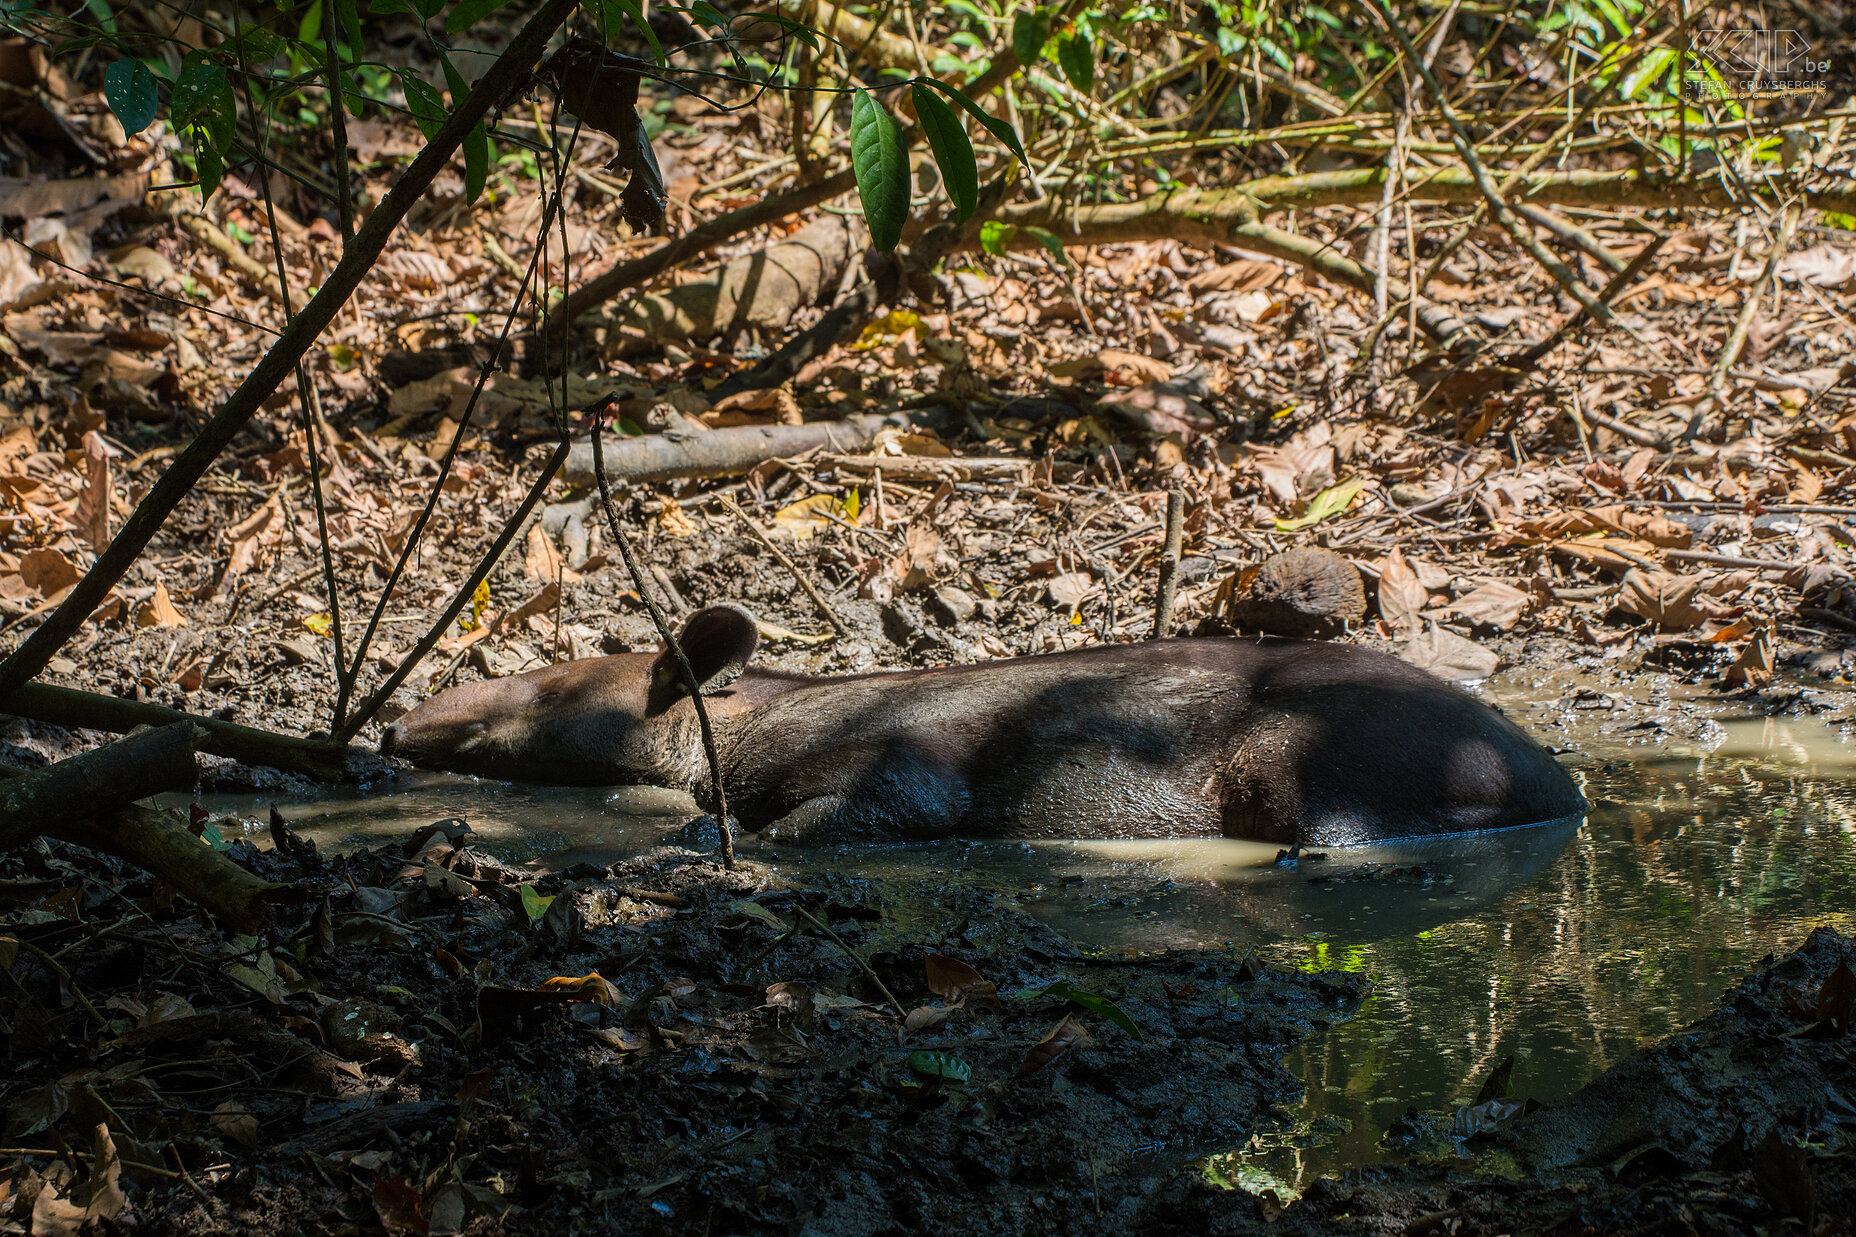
{"left": 378, "top": 723, "right": 403, "bottom": 758}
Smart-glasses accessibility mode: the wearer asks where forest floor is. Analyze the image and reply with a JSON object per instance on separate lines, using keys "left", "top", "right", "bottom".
{"left": 5, "top": 6, "right": 1856, "bottom": 1232}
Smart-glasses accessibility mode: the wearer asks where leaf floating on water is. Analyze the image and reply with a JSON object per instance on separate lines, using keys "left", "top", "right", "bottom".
{"left": 1017, "top": 1014, "right": 1090, "bottom": 1078}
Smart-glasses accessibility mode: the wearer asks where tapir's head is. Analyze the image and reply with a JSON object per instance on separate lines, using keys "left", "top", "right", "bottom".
{"left": 378, "top": 604, "right": 762, "bottom": 788}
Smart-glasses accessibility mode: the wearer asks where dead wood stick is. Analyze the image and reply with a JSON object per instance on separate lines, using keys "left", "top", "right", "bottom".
{"left": 818, "top": 452, "right": 1030, "bottom": 483}
{"left": 337, "top": 440, "right": 572, "bottom": 743}
{"left": 181, "top": 215, "right": 304, "bottom": 312}
{"left": 713, "top": 493, "right": 848, "bottom": 637}
{"left": 1663, "top": 549, "right": 1803, "bottom": 573}
{"left": 1519, "top": 231, "right": 1668, "bottom": 367}
{"left": 792, "top": 905, "right": 905, "bottom": 1017}
{"left": 1514, "top": 203, "right": 1629, "bottom": 273}
{"left": 0, "top": 682, "right": 357, "bottom": 781}
{"left": 0, "top": 0, "right": 582, "bottom": 704}
{"left": 0, "top": 722, "right": 196, "bottom": 844}
{"left": 559, "top": 408, "right": 950, "bottom": 487}
{"left": 67, "top": 805, "right": 294, "bottom": 933}
{"left": 1153, "top": 489, "right": 1185, "bottom": 638}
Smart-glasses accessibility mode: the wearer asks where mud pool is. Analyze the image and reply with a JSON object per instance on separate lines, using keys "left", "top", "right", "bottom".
{"left": 190, "top": 683, "right": 1856, "bottom": 1197}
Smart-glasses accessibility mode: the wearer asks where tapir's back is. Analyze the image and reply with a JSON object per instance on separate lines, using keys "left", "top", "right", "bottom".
{"left": 720, "top": 637, "right": 1585, "bottom": 844}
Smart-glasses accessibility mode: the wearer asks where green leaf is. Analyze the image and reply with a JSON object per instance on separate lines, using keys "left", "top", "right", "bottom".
{"left": 438, "top": 51, "right": 490, "bottom": 204}
{"left": 910, "top": 83, "right": 976, "bottom": 222}
{"left": 519, "top": 884, "right": 555, "bottom": 925}
{"left": 237, "top": 26, "right": 285, "bottom": 64}
{"left": 1055, "top": 32, "right": 1094, "bottom": 92}
{"left": 1021, "top": 224, "right": 1070, "bottom": 267}
{"left": 728, "top": 900, "right": 787, "bottom": 929}
{"left": 919, "top": 78, "right": 1029, "bottom": 167}
{"left": 907, "top": 1050, "right": 971, "bottom": 1083}
{"left": 1038, "top": 981, "right": 1143, "bottom": 1040}
{"left": 103, "top": 58, "right": 157, "bottom": 135}
{"left": 1274, "top": 478, "right": 1364, "bottom": 532}
{"left": 1012, "top": 7, "right": 1049, "bottom": 65}
{"left": 416, "top": 0, "right": 445, "bottom": 16}
{"left": 446, "top": 0, "right": 509, "bottom": 33}
{"left": 398, "top": 68, "right": 445, "bottom": 139}
{"left": 849, "top": 88, "right": 908, "bottom": 253}
{"left": 597, "top": 0, "right": 664, "bottom": 63}
{"left": 979, "top": 219, "right": 1014, "bottom": 256}
{"left": 172, "top": 57, "right": 236, "bottom": 150}
{"left": 334, "top": 0, "right": 363, "bottom": 51}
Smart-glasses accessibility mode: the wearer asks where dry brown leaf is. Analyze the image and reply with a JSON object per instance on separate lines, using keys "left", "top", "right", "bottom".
{"left": 211, "top": 1102, "right": 259, "bottom": 1147}
{"left": 1402, "top": 625, "right": 1499, "bottom": 681}
{"left": 1725, "top": 621, "right": 1776, "bottom": 687}
{"left": 135, "top": 578, "right": 187, "bottom": 628}
{"left": 1616, "top": 569, "right": 1712, "bottom": 630}
{"left": 905, "top": 1006, "right": 950, "bottom": 1033}
{"left": 1245, "top": 422, "right": 1335, "bottom": 506}
{"left": 706, "top": 386, "right": 803, "bottom": 427}
{"left": 1096, "top": 349, "right": 1172, "bottom": 384}
{"left": 1186, "top": 258, "right": 1282, "bottom": 295}
{"left": 524, "top": 523, "right": 565, "bottom": 582}
{"left": 18, "top": 547, "right": 80, "bottom": 597}
{"left": 1048, "top": 571, "right": 1097, "bottom": 611}
{"left": 1016, "top": 1014, "right": 1092, "bottom": 1079}
{"left": 924, "top": 953, "right": 1001, "bottom": 1010}
{"left": 1376, "top": 548, "right": 1427, "bottom": 629}
{"left": 657, "top": 500, "right": 698, "bottom": 539}
{"left": 72, "top": 429, "right": 114, "bottom": 551}
{"left": 0, "top": 235, "right": 40, "bottom": 308}
{"left": 1436, "top": 582, "right": 1529, "bottom": 630}
{"left": 500, "top": 582, "right": 562, "bottom": 634}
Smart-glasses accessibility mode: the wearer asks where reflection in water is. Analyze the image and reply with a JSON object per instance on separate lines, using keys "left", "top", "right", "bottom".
{"left": 1215, "top": 714, "right": 1856, "bottom": 1194}
{"left": 194, "top": 715, "right": 1856, "bottom": 1197}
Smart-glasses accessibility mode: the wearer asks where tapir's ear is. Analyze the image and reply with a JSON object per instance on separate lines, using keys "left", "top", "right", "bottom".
{"left": 647, "top": 604, "right": 759, "bottom": 712}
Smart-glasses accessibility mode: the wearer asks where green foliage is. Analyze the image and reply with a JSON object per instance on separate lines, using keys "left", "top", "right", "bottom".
{"left": 850, "top": 88, "right": 909, "bottom": 252}
{"left": 912, "top": 83, "right": 977, "bottom": 221}
{"left": 438, "top": 50, "right": 493, "bottom": 205}
{"left": 102, "top": 57, "right": 156, "bottom": 135}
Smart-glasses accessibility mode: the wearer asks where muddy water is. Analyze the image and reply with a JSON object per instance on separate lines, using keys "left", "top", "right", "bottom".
{"left": 197, "top": 685, "right": 1856, "bottom": 1197}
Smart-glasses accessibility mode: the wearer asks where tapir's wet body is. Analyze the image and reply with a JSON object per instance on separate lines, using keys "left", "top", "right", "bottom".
{"left": 379, "top": 605, "right": 1585, "bottom": 846}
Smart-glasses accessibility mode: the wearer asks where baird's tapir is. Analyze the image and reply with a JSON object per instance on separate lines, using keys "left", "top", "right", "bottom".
{"left": 378, "top": 604, "right": 1585, "bottom": 845}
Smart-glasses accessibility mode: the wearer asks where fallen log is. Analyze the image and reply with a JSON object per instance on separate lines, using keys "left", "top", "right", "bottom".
{"left": 608, "top": 213, "right": 865, "bottom": 346}
{"left": 1, "top": 682, "right": 361, "bottom": 781}
{"left": 557, "top": 407, "right": 951, "bottom": 487}
{"left": 0, "top": 730, "right": 294, "bottom": 932}
{"left": 0, "top": 721, "right": 196, "bottom": 842}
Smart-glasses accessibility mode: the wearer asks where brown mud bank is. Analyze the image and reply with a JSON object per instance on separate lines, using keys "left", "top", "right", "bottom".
{"left": 3, "top": 803, "right": 1851, "bottom": 1236}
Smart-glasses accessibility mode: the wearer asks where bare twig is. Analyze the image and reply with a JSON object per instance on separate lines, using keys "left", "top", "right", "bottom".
{"left": 1153, "top": 490, "right": 1185, "bottom": 639}
{"left": 589, "top": 408, "right": 735, "bottom": 871}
